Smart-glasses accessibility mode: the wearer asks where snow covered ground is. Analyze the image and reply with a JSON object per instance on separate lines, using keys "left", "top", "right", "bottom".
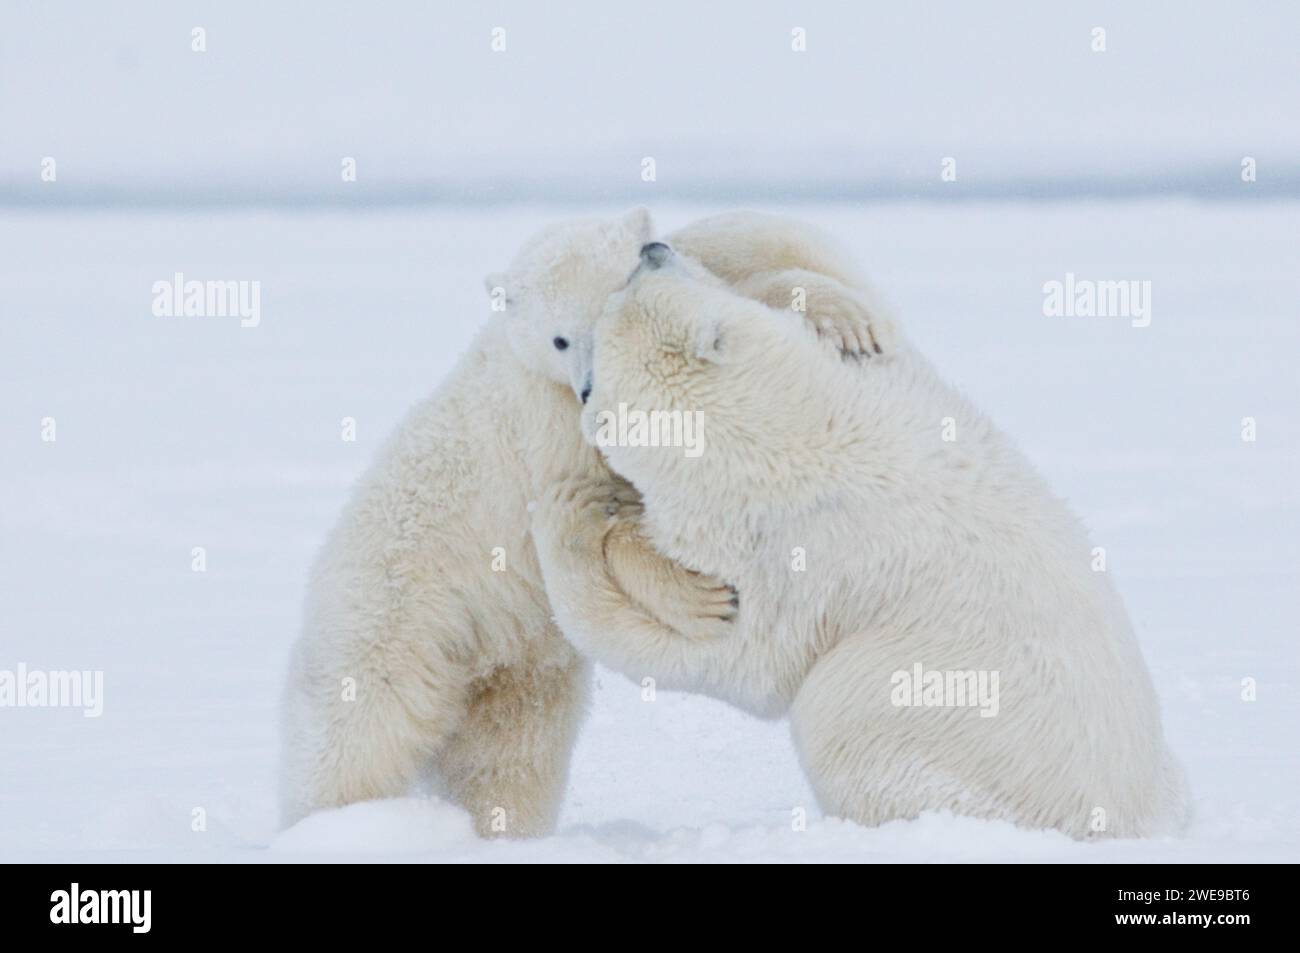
{"left": 1, "top": 201, "right": 1297, "bottom": 862}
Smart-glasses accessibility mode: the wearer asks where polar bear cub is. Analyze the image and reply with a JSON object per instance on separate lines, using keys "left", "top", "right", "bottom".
{"left": 279, "top": 209, "right": 894, "bottom": 837}
{"left": 531, "top": 243, "right": 1189, "bottom": 838}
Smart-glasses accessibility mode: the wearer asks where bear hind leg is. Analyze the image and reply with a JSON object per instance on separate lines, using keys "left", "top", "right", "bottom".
{"left": 434, "top": 647, "right": 590, "bottom": 838}
{"left": 278, "top": 636, "right": 471, "bottom": 829}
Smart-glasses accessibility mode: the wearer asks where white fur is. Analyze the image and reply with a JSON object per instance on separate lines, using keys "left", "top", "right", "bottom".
{"left": 280, "top": 210, "right": 889, "bottom": 836}
{"left": 531, "top": 250, "right": 1190, "bottom": 839}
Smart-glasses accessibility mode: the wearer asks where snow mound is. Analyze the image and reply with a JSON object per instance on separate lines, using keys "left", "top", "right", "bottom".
{"left": 271, "top": 798, "right": 476, "bottom": 854}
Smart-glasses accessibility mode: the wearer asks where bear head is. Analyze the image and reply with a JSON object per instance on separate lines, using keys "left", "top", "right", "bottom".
{"left": 581, "top": 242, "right": 850, "bottom": 535}
{"left": 484, "top": 207, "right": 654, "bottom": 398}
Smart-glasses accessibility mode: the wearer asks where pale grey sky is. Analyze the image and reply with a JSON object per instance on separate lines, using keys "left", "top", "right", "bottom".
{"left": 2, "top": 1, "right": 1297, "bottom": 201}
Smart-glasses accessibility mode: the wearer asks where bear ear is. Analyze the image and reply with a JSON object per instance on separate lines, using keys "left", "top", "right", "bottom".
{"left": 619, "top": 206, "right": 655, "bottom": 243}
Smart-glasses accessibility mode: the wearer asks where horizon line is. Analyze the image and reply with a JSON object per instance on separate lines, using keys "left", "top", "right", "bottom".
{"left": 3, "top": 170, "right": 1298, "bottom": 209}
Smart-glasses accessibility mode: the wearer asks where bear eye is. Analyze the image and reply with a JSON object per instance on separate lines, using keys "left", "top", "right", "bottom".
{"left": 553, "top": 337, "right": 569, "bottom": 351}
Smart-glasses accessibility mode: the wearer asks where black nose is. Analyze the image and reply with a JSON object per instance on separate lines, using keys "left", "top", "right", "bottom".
{"left": 639, "top": 242, "right": 673, "bottom": 269}
{"left": 580, "top": 385, "right": 591, "bottom": 404}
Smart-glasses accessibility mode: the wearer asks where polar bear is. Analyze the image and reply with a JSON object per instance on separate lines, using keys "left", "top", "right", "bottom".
{"left": 279, "top": 209, "right": 894, "bottom": 837}
{"left": 530, "top": 242, "right": 1190, "bottom": 838}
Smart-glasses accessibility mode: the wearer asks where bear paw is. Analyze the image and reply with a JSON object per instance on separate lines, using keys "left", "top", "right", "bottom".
{"left": 533, "top": 476, "right": 640, "bottom": 558}
{"left": 813, "top": 289, "right": 897, "bottom": 361}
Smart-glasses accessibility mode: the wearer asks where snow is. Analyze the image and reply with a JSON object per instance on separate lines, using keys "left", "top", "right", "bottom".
{"left": 1, "top": 201, "right": 1297, "bottom": 862}
{"left": 270, "top": 799, "right": 477, "bottom": 856}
